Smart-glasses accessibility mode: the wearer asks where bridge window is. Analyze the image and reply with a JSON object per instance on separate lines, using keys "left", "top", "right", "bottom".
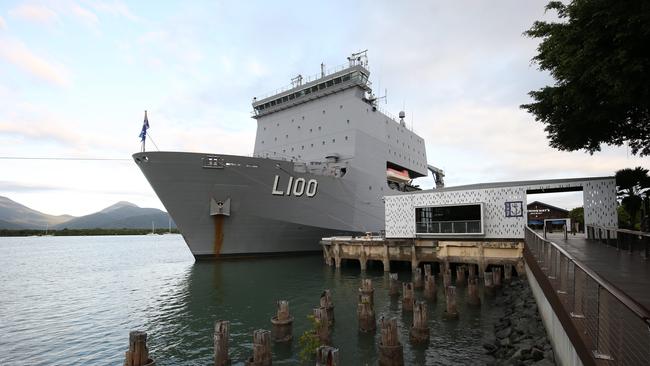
{"left": 415, "top": 204, "right": 484, "bottom": 235}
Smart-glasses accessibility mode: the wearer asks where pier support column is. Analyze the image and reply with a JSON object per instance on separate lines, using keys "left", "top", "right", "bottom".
{"left": 359, "top": 245, "right": 367, "bottom": 271}
{"left": 467, "top": 277, "right": 481, "bottom": 305}
{"left": 359, "top": 279, "right": 374, "bottom": 306}
{"left": 484, "top": 271, "right": 495, "bottom": 295}
{"left": 493, "top": 267, "right": 502, "bottom": 287}
{"left": 456, "top": 265, "right": 466, "bottom": 286}
{"left": 504, "top": 264, "right": 512, "bottom": 284}
{"left": 444, "top": 286, "right": 459, "bottom": 319}
{"left": 124, "top": 331, "right": 155, "bottom": 366}
{"left": 424, "top": 264, "right": 432, "bottom": 277}
{"left": 402, "top": 282, "right": 414, "bottom": 312}
{"left": 316, "top": 346, "right": 339, "bottom": 366}
{"left": 378, "top": 317, "right": 404, "bottom": 366}
{"left": 357, "top": 293, "right": 376, "bottom": 333}
{"left": 478, "top": 244, "right": 486, "bottom": 278}
{"left": 313, "top": 307, "right": 331, "bottom": 345}
{"left": 334, "top": 243, "right": 341, "bottom": 269}
{"left": 388, "top": 273, "right": 400, "bottom": 297}
{"left": 409, "top": 301, "right": 430, "bottom": 343}
{"left": 413, "top": 267, "right": 423, "bottom": 289}
{"left": 270, "top": 301, "right": 293, "bottom": 342}
{"left": 423, "top": 274, "right": 436, "bottom": 300}
{"left": 245, "top": 330, "right": 272, "bottom": 366}
{"left": 410, "top": 244, "right": 419, "bottom": 270}
{"left": 383, "top": 244, "right": 391, "bottom": 272}
{"left": 320, "top": 290, "right": 335, "bottom": 325}
{"left": 214, "top": 321, "right": 230, "bottom": 366}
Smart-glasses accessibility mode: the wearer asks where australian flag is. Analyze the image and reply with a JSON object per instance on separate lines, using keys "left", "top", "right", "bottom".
{"left": 139, "top": 110, "right": 150, "bottom": 142}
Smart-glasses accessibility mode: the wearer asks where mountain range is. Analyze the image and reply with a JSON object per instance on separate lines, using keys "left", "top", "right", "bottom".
{"left": 0, "top": 196, "right": 176, "bottom": 230}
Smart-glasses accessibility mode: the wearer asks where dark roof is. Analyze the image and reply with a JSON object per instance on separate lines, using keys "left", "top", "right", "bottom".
{"left": 527, "top": 200, "right": 570, "bottom": 214}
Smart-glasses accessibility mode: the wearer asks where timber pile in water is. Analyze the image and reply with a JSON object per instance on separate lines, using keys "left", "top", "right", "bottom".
{"left": 483, "top": 279, "right": 556, "bottom": 366}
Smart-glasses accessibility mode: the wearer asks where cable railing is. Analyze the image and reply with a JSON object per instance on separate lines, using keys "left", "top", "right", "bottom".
{"left": 586, "top": 224, "right": 650, "bottom": 260}
{"left": 254, "top": 63, "right": 356, "bottom": 101}
{"left": 524, "top": 226, "right": 650, "bottom": 365}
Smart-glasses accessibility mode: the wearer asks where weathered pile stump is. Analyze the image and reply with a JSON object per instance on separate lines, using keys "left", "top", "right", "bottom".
{"left": 443, "top": 268, "right": 452, "bottom": 289}
{"left": 378, "top": 317, "right": 404, "bottom": 366}
{"left": 484, "top": 271, "right": 495, "bottom": 295}
{"left": 456, "top": 265, "right": 466, "bottom": 285}
{"left": 388, "top": 273, "right": 400, "bottom": 296}
{"left": 444, "top": 286, "right": 459, "bottom": 319}
{"left": 270, "top": 300, "right": 293, "bottom": 342}
{"left": 246, "top": 329, "right": 272, "bottom": 366}
{"left": 402, "top": 282, "right": 414, "bottom": 312}
{"left": 409, "top": 301, "right": 430, "bottom": 343}
{"left": 467, "top": 277, "right": 481, "bottom": 305}
{"left": 413, "top": 267, "right": 423, "bottom": 289}
{"left": 424, "top": 264, "right": 432, "bottom": 277}
{"left": 357, "top": 293, "right": 376, "bottom": 333}
{"left": 316, "top": 346, "right": 339, "bottom": 366}
{"left": 504, "top": 264, "right": 512, "bottom": 283}
{"left": 214, "top": 321, "right": 231, "bottom": 366}
{"left": 423, "top": 274, "right": 436, "bottom": 300}
{"left": 494, "top": 267, "right": 502, "bottom": 287}
{"left": 468, "top": 264, "right": 476, "bottom": 279}
{"left": 320, "top": 290, "right": 335, "bottom": 325}
{"left": 358, "top": 279, "right": 374, "bottom": 306}
{"left": 313, "top": 307, "right": 331, "bottom": 345}
{"left": 124, "top": 331, "right": 155, "bottom": 366}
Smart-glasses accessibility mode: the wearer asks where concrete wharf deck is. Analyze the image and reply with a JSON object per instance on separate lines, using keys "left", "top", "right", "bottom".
{"left": 544, "top": 232, "right": 650, "bottom": 311}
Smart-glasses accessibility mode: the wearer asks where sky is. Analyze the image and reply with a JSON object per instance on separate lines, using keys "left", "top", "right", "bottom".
{"left": 0, "top": 0, "right": 647, "bottom": 217}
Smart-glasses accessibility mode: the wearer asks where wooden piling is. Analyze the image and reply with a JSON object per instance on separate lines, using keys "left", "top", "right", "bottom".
{"left": 456, "top": 265, "right": 466, "bottom": 285}
{"left": 443, "top": 268, "right": 451, "bottom": 289}
{"left": 484, "top": 271, "right": 495, "bottom": 295}
{"left": 423, "top": 274, "right": 436, "bottom": 300}
{"left": 357, "top": 294, "right": 376, "bottom": 333}
{"left": 319, "top": 290, "right": 335, "bottom": 325}
{"left": 413, "top": 267, "right": 423, "bottom": 289}
{"left": 270, "top": 300, "right": 293, "bottom": 342}
{"left": 402, "top": 282, "right": 414, "bottom": 312}
{"left": 124, "top": 330, "right": 155, "bottom": 366}
{"left": 468, "top": 264, "right": 476, "bottom": 279}
{"left": 358, "top": 279, "right": 374, "bottom": 306}
{"left": 444, "top": 286, "right": 459, "bottom": 318}
{"left": 245, "top": 329, "right": 272, "bottom": 366}
{"left": 313, "top": 307, "right": 331, "bottom": 345}
{"left": 424, "top": 264, "right": 432, "bottom": 277}
{"left": 389, "top": 273, "right": 400, "bottom": 296}
{"left": 504, "top": 264, "right": 512, "bottom": 283}
{"left": 378, "top": 317, "right": 404, "bottom": 366}
{"left": 316, "top": 346, "right": 339, "bottom": 366}
{"left": 493, "top": 267, "right": 502, "bottom": 287}
{"left": 409, "top": 301, "right": 430, "bottom": 343}
{"left": 467, "top": 277, "right": 481, "bottom": 305}
{"left": 214, "top": 321, "right": 231, "bottom": 366}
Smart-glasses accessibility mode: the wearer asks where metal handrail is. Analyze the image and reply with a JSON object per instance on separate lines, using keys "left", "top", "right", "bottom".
{"left": 525, "top": 226, "right": 650, "bottom": 323}
{"left": 586, "top": 223, "right": 650, "bottom": 238}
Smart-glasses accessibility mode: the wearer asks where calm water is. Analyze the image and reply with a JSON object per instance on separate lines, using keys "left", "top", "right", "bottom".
{"left": 0, "top": 235, "right": 502, "bottom": 365}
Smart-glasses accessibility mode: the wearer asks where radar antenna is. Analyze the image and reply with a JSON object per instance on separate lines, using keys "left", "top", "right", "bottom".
{"left": 291, "top": 74, "right": 303, "bottom": 88}
{"left": 347, "top": 50, "right": 368, "bottom": 68}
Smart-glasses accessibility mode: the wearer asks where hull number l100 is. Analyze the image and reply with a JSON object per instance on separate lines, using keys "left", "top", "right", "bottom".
{"left": 272, "top": 175, "right": 318, "bottom": 197}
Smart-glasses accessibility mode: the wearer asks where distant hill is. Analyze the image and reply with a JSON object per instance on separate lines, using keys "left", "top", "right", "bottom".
{"left": 0, "top": 197, "right": 175, "bottom": 230}
{"left": 0, "top": 196, "right": 75, "bottom": 229}
{"left": 54, "top": 201, "right": 176, "bottom": 230}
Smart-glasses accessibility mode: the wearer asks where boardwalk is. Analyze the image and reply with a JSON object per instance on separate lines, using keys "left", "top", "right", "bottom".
{"left": 545, "top": 231, "right": 650, "bottom": 311}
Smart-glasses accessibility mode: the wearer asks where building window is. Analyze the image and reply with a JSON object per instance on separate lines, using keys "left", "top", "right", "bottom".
{"left": 415, "top": 204, "right": 483, "bottom": 235}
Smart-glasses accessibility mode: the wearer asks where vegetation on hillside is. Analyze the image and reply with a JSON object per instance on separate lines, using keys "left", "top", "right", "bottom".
{"left": 0, "top": 228, "right": 181, "bottom": 237}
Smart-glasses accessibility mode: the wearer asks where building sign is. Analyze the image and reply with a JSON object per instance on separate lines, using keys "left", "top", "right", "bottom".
{"left": 505, "top": 201, "right": 523, "bottom": 217}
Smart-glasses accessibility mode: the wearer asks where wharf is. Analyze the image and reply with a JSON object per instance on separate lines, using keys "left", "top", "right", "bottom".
{"left": 320, "top": 236, "right": 525, "bottom": 275}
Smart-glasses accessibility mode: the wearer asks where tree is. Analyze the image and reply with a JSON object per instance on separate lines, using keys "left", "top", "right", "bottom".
{"left": 568, "top": 207, "right": 583, "bottom": 231}
{"left": 615, "top": 167, "right": 650, "bottom": 230}
{"left": 522, "top": 1, "right": 650, "bottom": 156}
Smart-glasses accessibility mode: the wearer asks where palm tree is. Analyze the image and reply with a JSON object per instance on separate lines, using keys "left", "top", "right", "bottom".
{"left": 615, "top": 167, "right": 650, "bottom": 230}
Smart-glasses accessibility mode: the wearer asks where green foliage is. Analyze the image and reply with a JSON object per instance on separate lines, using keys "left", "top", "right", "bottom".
{"left": 0, "top": 228, "right": 181, "bottom": 237}
{"left": 521, "top": 0, "right": 650, "bottom": 155}
{"left": 568, "top": 207, "right": 584, "bottom": 229}
{"left": 615, "top": 167, "right": 650, "bottom": 229}
{"left": 297, "top": 314, "right": 321, "bottom": 363}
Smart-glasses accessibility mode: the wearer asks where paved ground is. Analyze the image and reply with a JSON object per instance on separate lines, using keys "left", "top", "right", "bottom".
{"left": 544, "top": 232, "right": 650, "bottom": 311}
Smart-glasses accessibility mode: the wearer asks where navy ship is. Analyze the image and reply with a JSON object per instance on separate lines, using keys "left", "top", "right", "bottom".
{"left": 133, "top": 51, "right": 444, "bottom": 258}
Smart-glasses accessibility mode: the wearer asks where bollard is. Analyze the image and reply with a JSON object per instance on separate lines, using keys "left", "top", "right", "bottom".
{"left": 413, "top": 267, "right": 423, "bottom": 289}
{"left": 359, "top": 279, "right": 374, "bottom": 306}
{"left": 484, "top": 271, "right": 495, "bottom": 295}
{"left": 424, "top": 264, "right": 432, "bottom": 277}
{"left": 409, "top": 301, "right": 430, "bottom": 343}
{"left": 388, "top": 273, "right": 400, "bottom": 296}
{"left": 245, "top": 329, "right": 272, "bottom": 366}
{"left": 320, "top": 290, "right": 335, "bottom": 325}
{"left": 271, "top": 300, "right": 293, "bottom": 342}
{"left": 378, "top": 317, "right": 404, "bottom": 366}
{"left": 423, "top": 274, "right": 436, "bottom": 300}
{"left": 124, "top": 331, "right": 155, "bottom": 366}
{"left": 504, "top": 264, "right": 512, "bottom": 283}
{"left": 357, "top": 294, "right": 376, "bottom": 333}
{"left": 313, "top": 307, "right": 331, "bottom": 345}
{"left": 456, "top": 265, "right": 466, "bottom": 285}
{"left": 468, "top": 264, "right": 476, "bottom": 279}
{"left": 316, "top": 346, "right": 339, "bottom": 366}
{"left": 214, "top": 321, "right": 231, "bottom": 366}
{"left": 467, "top": 277, "right": 481, "bottom": 305}
{"left": 402, "top": 282, "right": 414, "bottom": 312}
{"left": 443, "top": 268, "right": 452, "bottom": 290}
{"left": 444, "top": 286, "right": 459, "bottom": 318}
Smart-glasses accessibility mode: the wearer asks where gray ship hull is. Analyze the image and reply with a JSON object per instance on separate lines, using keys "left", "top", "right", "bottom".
{"left": 133, "top": 151, "right": 384, "bottom": 258}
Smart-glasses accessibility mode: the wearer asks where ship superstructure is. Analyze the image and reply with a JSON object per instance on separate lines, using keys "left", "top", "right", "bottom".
{"left": 133, "top": 52, "right": 440, "bottom": 258}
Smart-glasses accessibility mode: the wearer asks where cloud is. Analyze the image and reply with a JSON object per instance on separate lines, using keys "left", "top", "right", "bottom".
{"left": 88, "top": 0, "right": 140, "bottom": 22}
{"left": 0, "top": 37, "right": 70, "bottom": 87}
{"left": 0, "top": 15, "right": 7, "bottom": 30}
{"left": 0, "top": 180, "right": 61, "bottom": 193}
{"left": 69, "top": 4, "right": 99, "bottom": 26}
{"left": 9, "top": 4, "right": 59, "bottom": 25}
